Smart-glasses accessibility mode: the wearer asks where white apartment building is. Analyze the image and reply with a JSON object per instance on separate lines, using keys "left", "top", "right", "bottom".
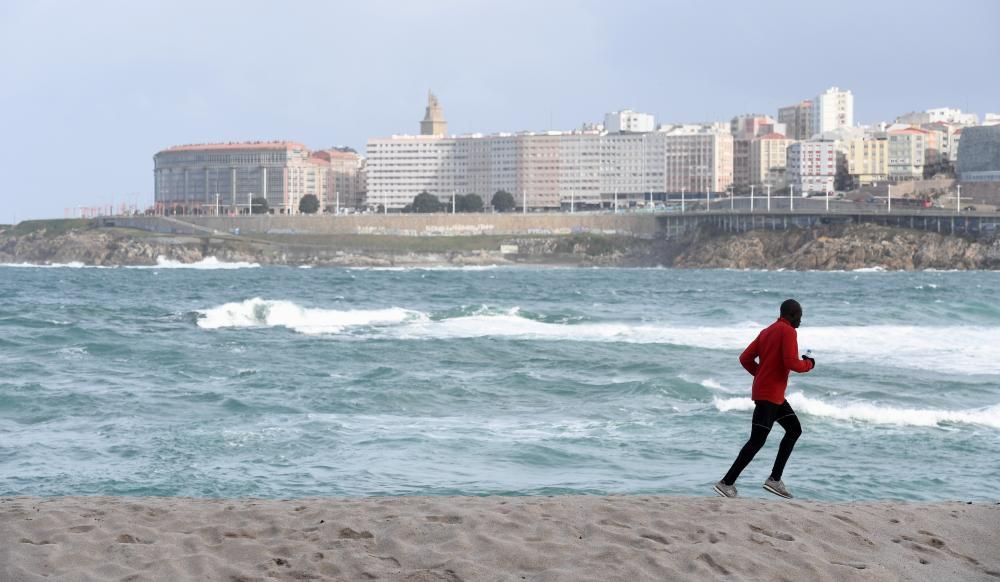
{"left": 787, "top": 141, "right": 838, "bottom": 193}
{"left": 365, "top": 112, "right": 734, "bottom": 210}
{"left": 896, "top": 107, "right": 978, "bottom": 126}
{"left": 984, "top": 113, "right": 1000, "bottom": 126}
{"left": 604, "top": 110, "right": 655, "bottom": 133}
{"left": 813, "top": 87, "right": 854, "bottom": 134}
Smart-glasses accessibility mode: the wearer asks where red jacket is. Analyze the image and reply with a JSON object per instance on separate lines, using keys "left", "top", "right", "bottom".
{"left": 740, "top": 317, "right": 814, "bottom": 405}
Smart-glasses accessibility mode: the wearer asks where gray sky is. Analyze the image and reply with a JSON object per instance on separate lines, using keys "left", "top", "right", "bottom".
{"left": 1, "top": 0, "right": 997, "bottom": 222}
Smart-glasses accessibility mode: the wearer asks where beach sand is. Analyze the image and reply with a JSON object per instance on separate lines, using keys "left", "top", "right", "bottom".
{"left": 2, "top": 495, "right": 998, "bottom": 581}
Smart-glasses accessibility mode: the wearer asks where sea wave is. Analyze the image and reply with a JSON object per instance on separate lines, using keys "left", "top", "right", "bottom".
{"left": 196, "top": 298, "right": 426, "bottom": 334}
{"left": 712, "top": 392, "right": 1000, "bottom": 429}
{"left": 126, "top": 256, "right": 260, "bottom": 270}
{"left": 0, "top": 261, "right": 91, "bottom": 268}
{"left": 195, "top": 299, "right": 1000, "bottom": 374}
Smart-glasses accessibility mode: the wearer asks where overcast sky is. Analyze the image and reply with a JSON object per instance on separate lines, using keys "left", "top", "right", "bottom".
{"left": 1, "top": 0, "right": 997, "bottom": 221}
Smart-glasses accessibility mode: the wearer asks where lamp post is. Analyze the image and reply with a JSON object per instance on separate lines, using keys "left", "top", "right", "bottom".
{"left": 887, "top": 184, "right": 892, "bottom": 213}
{"left": 766, "top": 183, "right": 771, "bottom": 212}
{"left": 957, "top": 184, "right": 962, "bottom": 213}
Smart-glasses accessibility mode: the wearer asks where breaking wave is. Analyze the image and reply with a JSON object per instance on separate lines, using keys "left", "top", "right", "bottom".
{"left": 712, "top": 392, "right": 1000, "bottom": 429}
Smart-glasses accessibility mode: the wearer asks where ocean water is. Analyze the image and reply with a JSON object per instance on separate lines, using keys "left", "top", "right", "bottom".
{"left": 1, "top": 260, "right": 998, "bottom": 502}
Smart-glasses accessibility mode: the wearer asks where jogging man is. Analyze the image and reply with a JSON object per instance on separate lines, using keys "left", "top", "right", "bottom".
{"left": 714, "top": 299, "right": 815, "bottom": 499}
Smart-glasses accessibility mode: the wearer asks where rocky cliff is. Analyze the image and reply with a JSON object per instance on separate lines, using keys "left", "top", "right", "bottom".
{"left": 2, "top": 222, "right": 999, "bottom": 270}
{"left": 670, "top": 223, "right": 1000, "bottom": 270}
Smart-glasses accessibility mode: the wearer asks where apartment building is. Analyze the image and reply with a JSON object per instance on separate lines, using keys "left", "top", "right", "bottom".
{"left": 778, "top": 100, "right": 814, "bottom": 140}
{"left": 887, "top": 128, "right": 929, "bottom": 180}
{"left": 748, "top": 133, "right": 794, "bottom": 188}
{"left": 153, "top": 141, "right": 326, "bottom": 214}
{"left": 841, "top": 136, "right": 889, "bottom": 186}
{"left": 365, "top": 101, "right": 734, "bottom": 210}
{"left": 813, "top": 87, "right": 854, "bottom": 134}
{"left": 787, "top": 140, "right": 838, "bottom": 193}
{"left": 311, "top": 148, "right": 366, "bottom": 210}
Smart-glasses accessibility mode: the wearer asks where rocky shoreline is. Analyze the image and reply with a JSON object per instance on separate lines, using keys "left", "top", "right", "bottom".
{"left": 1, "top": 222, "right": 999, "bottom": 270}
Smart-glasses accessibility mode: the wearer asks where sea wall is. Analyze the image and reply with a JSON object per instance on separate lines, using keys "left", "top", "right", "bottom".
{"left": 106, "top": 213, "right": 662, "bottom": 239}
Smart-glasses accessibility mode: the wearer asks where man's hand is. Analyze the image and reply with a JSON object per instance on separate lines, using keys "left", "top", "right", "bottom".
{"left": 802, "top": 355, "right": 815, "bottom": 369}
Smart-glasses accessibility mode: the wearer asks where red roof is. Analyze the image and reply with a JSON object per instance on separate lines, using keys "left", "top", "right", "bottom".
{"left": 160, "top": 141, "right": 308, "bottom": 153}
{"left": 758, "top": 132, "right": 788, "bottom": 140}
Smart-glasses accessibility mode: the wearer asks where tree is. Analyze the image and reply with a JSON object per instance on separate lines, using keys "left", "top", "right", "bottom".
{"left": 458, "top": 193, "right": 484, "bottom": 212}
{"left": 251, "top": 196, "right": 269, "bottom": 215}
{"left": 411, "top": 191, "right": 442, "bottom": 213}
{"left": 491, "top": 190, "right": 516, "bottom": 212}
{"left": 299, "top": 194, "right": 320, "bottom": 214}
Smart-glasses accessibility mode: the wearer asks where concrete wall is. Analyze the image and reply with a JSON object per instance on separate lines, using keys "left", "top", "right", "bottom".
{"left": 131, "top": 213, "right": 663, "bottom": 239}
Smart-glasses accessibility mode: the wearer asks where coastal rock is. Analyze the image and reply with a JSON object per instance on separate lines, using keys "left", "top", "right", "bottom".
{"left": 2, "top": 222, "right": 999, "bottom": 270}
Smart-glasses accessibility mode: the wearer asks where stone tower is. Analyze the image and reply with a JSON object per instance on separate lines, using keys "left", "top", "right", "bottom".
{"left": 420, "top": 91, "right": 448, "bottom": 136}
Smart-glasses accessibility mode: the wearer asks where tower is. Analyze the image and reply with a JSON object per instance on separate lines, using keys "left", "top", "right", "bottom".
{"left": 420, "top": 91, "right": 448, "bottom": 136}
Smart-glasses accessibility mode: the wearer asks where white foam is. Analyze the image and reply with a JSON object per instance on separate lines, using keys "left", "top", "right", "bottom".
{"left": 0, "top": 261, "right": 90, "bottom": 268}
{"left": 347, "top": 265, "right": 500, "bottom": 271}
{"left": 713, "top": 392, "right": 1000, "bottom": 430}
{"left": 852, "top": 266, "right": 887, "bottom": 272}
{"left": 194, "top": 300, "right": 1000, "bottom": 375}
{"left": 128, "top": 256, "right": 260, "bottom": 269}
{"left": 196, "top": 298, "right": 426, "bottom": 335}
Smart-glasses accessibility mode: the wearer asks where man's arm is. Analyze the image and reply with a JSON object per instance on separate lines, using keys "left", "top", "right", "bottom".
{"left": 783, "top": 328, "right": 813, "bottom": 373}
{"left": 739, "top": 336, "right": 760, "bottom": 376}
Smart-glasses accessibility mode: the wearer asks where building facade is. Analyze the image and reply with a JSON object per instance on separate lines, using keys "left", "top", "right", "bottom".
{"left": 787, "top": 140, "right": 838, "bottom": 193}
{"left": 778, "top": 100, "right": 814, "bottom": 140}
{"left": 957, "top": 125, "right": 1000, "bottom": 182}
{"left": 896, "top": 107, "right": 978, "bottom": 126}
{"left": 365, "top": 105, "right": 734, "bottom": 210}
{"left": 748, "top": 133, "right": 794, "bottom": 188}
{"left": 887, "top": 128, "right": 928, "bottom": 180}
{"left": 813, "top": 87, "right": 854, "bottom": 134}
{"left": 604, "top": 110, "right": 655, "bottom": 133}
{"left": 841, "top": 136, "right": 889, "bottom": 186}
{"left": 153, "top": 142, "right": 327, "bottom": 214}
{"left": 311, "top": 148, "right": 366, "bottom": 210}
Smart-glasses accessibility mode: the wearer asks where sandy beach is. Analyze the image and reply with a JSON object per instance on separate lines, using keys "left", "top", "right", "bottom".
{"left": 2, "top": 495, "right": 998, "bottom": 581}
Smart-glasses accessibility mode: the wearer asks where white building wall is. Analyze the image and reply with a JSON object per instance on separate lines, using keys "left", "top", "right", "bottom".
{"left": 787, "top": 141, "right": 837, "bottom": 193}
{"left": 813, "top": 87, "right": 854, "bottom": 134}
{"left": 604, "top": 110, "right": 656, "bottom": 133}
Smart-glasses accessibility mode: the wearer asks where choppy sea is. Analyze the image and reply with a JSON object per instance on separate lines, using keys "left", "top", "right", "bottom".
{"left": 1, "top": 259, "right": 998, "bottom": 501}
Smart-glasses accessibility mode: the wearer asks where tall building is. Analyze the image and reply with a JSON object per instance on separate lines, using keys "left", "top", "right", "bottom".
{"left": 787, "top": 140, "right": 838, "bottom": 193}
{"left": 420, "top": 91, "right": 448, "bottom": 136}
{"left": 957, "top": 126, "right": 1000, "bottom": 182}
{"left": 153, "top": 142, "right": 327, "bottom": 214}
{"left": 778, "top": 100, "right": 814, "bottom": 140}
{"left": 813, "top": 87, "right": 854, "bottom": 134}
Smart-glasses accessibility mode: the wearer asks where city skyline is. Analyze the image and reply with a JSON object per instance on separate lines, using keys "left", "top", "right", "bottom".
{"left": 2, "top": 0, "right": 998, "bottom": 222}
